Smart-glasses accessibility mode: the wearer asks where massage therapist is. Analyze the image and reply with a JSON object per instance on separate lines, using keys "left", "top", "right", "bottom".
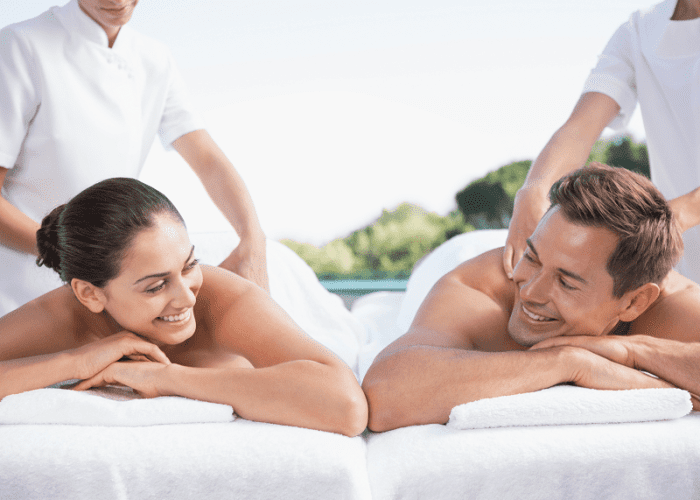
{"left": 0, "top": 0, "right": 268, "bottom": 316}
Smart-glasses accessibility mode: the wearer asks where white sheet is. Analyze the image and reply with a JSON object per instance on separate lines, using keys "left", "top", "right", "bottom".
{"left": 0, "top": 419, "right": 371, "bottom": 500}
{"left": 366, "top": 414, "right": 700, "bottom": 500}
{"left": 448, "top": 385, "right": 692, "bottom": 429}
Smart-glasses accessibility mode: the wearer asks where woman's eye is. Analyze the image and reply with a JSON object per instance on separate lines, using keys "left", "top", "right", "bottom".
{"left": 146, "top": 281, "right": 167, "bottom": 294}
{"left": 185, "top": 258, "right": 200, "bottom": 271}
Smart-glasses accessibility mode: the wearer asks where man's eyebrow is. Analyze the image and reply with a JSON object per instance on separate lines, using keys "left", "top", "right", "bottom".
{"left": 526, "top": 238, "right": 587, "bottom": 284}
{"left": 525, "top": 238, "right": 538, "bottom": 258}
{"left": 133, "top": 245, "right": 195, "bottom": 285}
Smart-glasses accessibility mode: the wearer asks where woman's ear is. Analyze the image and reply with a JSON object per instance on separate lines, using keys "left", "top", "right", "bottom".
{"left": 71, "top": 278, "right": 107, "bottom": 313}
{"left": 619, "top": 283, "right": 661, "bottom": 322}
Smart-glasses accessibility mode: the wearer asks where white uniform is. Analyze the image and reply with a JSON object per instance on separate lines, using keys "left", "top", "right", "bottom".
{"left": 0, "top": 0, "right": 202, "bottom": 315}
{"left": 582, "top": 0, "right": 700, "bottom": 282}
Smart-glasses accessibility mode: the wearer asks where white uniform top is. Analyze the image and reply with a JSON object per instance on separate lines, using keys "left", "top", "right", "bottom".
{"left": 582, "top": 0, "right": 700, "bottom": 282}
{"left": 0, "top": 0, "right": 203, "bottom": 315}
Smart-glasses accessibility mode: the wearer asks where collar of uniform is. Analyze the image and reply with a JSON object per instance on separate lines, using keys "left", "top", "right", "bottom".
{"left": 54, "top": 0, "right": 133, "bottom": 52}
{"left": 640, "top": 0, "right": 700, "bottom": 59}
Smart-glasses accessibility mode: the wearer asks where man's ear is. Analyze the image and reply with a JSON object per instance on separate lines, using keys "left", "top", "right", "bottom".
{"left": 71, "top": 278, "right": 107, "bottom": 313}
{"left": 619, "top": 283, "right": 660, "bottom": 322}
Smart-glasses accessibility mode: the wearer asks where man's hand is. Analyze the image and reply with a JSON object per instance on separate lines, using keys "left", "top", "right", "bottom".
{"left": 531, "top": 335, "right": 635, "bottom": 368}
{"left": 550, "top": 344, "right": 674, "bottom": 391}
{"left": 503, "top": 186, "right": 551, "bottom": 278}
{"left": 219, "top": 239, "right": 269, "bottom": 292}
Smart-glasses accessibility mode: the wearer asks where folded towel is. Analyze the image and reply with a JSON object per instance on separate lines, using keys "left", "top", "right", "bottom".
{"left": 0, "top": 384, "right": 235, "bottom": 426}
{"left": 447, "top": 385, "right": 692, "bottom": 430}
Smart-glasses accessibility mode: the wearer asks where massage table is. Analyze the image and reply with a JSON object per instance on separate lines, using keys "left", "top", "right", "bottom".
{"left": 2, "top": 230, "right": 699, "bottom": 499}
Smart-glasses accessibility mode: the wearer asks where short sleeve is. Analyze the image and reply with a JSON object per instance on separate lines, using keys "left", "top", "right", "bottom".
{"left": 582, "top": 20, "right": 639, "bottom": 130}
{"left": 0, "top": 27, "right": 40, "bottom": 168}
{"left": 158, "top": 53, "right": 204, "bottom": 149}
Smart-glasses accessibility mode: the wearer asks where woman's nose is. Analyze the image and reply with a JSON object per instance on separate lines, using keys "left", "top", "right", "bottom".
{"left": 170, "top": 278, "right": 197, "bottom": 309}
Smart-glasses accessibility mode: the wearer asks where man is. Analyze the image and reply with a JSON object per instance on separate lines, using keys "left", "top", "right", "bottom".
{"left": 0, "top": 0, "right": 268, "bottom": 315}
{"left": 363, "top": 164, "right": 700, "bottom": 432}
{"left": 503, "top": 0, "right": 700, "bottom": 284}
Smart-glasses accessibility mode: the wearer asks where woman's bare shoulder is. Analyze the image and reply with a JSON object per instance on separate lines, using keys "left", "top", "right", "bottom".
{"left": 0, "top": 286, "right": 95, "bottom": 359}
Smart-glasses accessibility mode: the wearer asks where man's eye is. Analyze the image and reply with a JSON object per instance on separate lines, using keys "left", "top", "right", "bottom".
{"left": 559, "top": 277, "right": 576, "bottom": 290}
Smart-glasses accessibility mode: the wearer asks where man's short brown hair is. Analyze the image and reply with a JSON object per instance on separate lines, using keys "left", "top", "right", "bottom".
{"left": 548, "top": 162, "right": 683, "bottom": 297}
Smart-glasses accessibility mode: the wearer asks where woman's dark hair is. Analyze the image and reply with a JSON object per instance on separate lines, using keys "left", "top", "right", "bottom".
{"left": 36, "top": 178, "right": 184, "bottom": 287}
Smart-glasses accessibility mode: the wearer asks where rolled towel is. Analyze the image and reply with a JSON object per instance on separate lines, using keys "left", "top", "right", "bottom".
{"left": 0, "top": 384, "right": 235, "bottom": 426}
{"left": 447, "top": 385, "right": 692, "bottom": 430}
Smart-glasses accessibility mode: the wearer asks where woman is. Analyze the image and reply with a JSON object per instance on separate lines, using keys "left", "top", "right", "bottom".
{"left": 0, "top": 178, "right": 367, "bottom": 437}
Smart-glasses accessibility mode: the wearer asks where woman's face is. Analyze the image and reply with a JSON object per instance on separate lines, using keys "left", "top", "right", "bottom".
{"left": 99, "top": 213, "right": 203, "bottom": 346}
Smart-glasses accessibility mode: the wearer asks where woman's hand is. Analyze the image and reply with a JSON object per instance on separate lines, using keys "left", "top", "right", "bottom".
{"left": 219, "top": 238, "right": 270, "bottom": 293}
{"left": 69, "top": 331, "right": 170, "bottom": 381}
{"left": 73, "top": 360, "right": 172, "bottom": 398}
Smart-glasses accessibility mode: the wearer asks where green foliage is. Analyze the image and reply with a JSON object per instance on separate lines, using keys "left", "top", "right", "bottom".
{"left": 284, "top": 135, "right": 649, "bottom": 280}
{"left": 456, "top": 160, "right": 531, "bottom": 229}
{"left": 281, "top": 203, "right": 473, "bottom": 280}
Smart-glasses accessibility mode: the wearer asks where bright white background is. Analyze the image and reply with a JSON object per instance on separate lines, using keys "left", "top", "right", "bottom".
{"left": 2, "top": 1, "right": 652, "bottom": 245}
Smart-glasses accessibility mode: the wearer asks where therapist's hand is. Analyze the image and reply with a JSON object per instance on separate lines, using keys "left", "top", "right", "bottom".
{"left": 220, "top": 237, "right": 270, "bottom": 292}
{"left": 503, "top": 186, "right": 551, "bottom": 278}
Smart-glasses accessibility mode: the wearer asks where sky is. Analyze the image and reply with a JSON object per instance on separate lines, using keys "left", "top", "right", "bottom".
{"left": 3, "top": 0, "right": 654, "bottom": 245}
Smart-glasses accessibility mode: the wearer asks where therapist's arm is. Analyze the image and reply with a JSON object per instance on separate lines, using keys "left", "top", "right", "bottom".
{"left": 173, "top": 129, "right": 269, "bottom": 292}
{"left": 0, "top": 167, "right": 40, "bottom": 255}
{"left": 503, "top": 92, "right": 620, "bottom": 277}
{"left": 669, "top": 188, "right": 700, "bottom": 234}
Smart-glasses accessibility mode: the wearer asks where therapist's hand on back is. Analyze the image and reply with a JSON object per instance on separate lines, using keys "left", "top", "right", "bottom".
{"left": 219, "top": 237, "right": 270, "bottom": 292}
{"left": 503, "top": 185, "right": 551, "bottom": 278}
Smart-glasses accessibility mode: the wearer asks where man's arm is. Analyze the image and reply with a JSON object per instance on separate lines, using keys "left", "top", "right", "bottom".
{"left": 535, "top": 280, "right": 700, "bottom": 408}
{"left": 362, "top": 250, "right": 668, "bottom": 432}
{"left": 503, "top": 92, "right": 620, "bottom": 277}
{"left": 0, "top": 167, "right": 40, "bottom": 255}
{"left": 172, "top": 130, "right": 269, "bottom": 291}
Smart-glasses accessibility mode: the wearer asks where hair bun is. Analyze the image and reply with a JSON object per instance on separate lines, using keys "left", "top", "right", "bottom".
{"left": 36, "top": 205, "right": 65, "bottom": 273}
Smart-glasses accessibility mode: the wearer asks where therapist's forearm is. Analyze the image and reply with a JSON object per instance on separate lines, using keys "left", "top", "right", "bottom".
{"left": 523, "top": 123, "right": 600, "bottom": 195}
{"left": 174, "top": 130, "right": 265, "bottom": 243}
{"left": 0, "top": 195, "right": 40, "bottom": 255}
{"left": 669, "top": 187, "right": 700, "bottom": 233}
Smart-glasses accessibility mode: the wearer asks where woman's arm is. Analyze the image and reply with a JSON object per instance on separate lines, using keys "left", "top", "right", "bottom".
{"left": 0, "top": 289, "right": 170, "bottom": 399}
{"left": 76, "top": 266, "right": 368, "bottom": 436}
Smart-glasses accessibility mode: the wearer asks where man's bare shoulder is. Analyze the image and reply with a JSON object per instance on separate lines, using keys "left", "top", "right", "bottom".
{"left": 448, "top": 247, "right": 516, "bottom": 310}
{"left": 631, "top": 271, "right": 700, "bottom": 342}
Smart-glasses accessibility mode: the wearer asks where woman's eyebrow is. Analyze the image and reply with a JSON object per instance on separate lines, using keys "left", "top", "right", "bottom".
{"left": 133, "top": 246, "right": 195, "bottom": 285}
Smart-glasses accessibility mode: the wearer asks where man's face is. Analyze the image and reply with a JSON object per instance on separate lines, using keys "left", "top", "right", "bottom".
{"left": 78, "top": 0, "right": 139, "bottom": 33}
{"left": 508, "top": 206, "right": 629, "bottom": 347}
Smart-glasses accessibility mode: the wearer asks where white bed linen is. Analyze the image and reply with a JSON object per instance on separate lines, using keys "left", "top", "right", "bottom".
{"left": 0, "top": 419, "right": 371, "bottom": 500}
{"left": 366, "top": 414, "right": 700, "bottom": 500}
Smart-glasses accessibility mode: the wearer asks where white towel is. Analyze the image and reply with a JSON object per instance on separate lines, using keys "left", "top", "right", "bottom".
{"left": 447, "top": 385, "right": 692, "bottom": 430}
{"left": 0, "top": 384, "right": 235, "bottom": 426}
